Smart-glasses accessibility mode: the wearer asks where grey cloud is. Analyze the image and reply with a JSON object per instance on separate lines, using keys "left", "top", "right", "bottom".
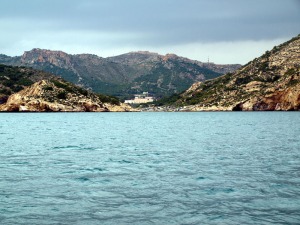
{"left": 1, "top": 0, "right": 299, "bottom": 43}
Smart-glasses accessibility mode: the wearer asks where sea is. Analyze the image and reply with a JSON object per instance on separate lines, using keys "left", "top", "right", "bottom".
{"left": 0, "top": 112, "right": 300, "bottom": 225}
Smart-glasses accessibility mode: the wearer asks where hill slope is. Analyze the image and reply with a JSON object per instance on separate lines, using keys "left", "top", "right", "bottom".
{"left": 0, "top": 50, "right": 240, "bottom": 99}
{"left": 168, "top": 35, "right": 300, "bottom": 111}
{"left": 0, "top": 64, "right": 131, "bottom": 112}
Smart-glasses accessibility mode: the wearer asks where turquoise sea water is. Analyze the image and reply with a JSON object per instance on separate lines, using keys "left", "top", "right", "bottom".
{"left": 0, "top": 112, "right": 300, "bottom": 225}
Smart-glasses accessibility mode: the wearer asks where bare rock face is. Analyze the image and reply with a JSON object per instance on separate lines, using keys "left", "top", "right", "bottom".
{"left": 21, "top": 49, "right": 73, "bottom": 69}
{"left": 253, "top": 86, "right": 300, "bottom": 111}
{"left": 0, "top": 80, "right": 132, "bottom": 112}
{"left": 175, "top": 34, "right": 300, "bottom": 111}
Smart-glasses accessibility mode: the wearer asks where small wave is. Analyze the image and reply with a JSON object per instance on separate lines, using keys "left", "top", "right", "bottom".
{"left": 205, "top": 187, "right": 235, "bottom": 195}
{"left": 53, "top": 145, "right": 81, "bottom": 150}
{"left": 76, "top": 176, "right": 90, "bottom": 182}
{"left": 118, "top": 160, "right": 133, "bottom": 164}
{"left": 52, "top": 145, "right": 97, "bottom": 151}
{"left": 81, "top": 167, "right": 105, "bottom": 172}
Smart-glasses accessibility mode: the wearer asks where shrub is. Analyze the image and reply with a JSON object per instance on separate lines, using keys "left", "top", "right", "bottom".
{"left": 0, "top": 88, "right": 12, "bottom": 95}
{"left": 288, "top": 79, "right": 299, "bottom": 86}
{"left": 77, "top": 87, "right": 88, "bottom": 96}
{"left": 285, "top": 68, "right": 296, "bottom": 76}
{"left": 57, "top": 91, "right": 67, "bottom": 100}
{"left": 43, "top": 86, "right": 54, "bottom": 91}
{"left": 12, "top": 85, "right": 23, "bottom": 92}
{"left": 235, "top": 76, "right": 252, "bottom": 85}
{"left": 51, "top": 80, "right": 68, "bottom": 89}
{"left": 97, "top": 94, "right": 120, "bottom": 105}
{"left": 17, "top": 78, "right": 34, "bottom": 86}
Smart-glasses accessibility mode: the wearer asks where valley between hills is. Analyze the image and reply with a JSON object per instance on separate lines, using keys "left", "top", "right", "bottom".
{"left": 0, "top": 34, "right": 299, "bottom": 112}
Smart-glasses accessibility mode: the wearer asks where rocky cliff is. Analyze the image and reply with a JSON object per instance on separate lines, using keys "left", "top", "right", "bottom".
{"left": 168, "top": 35, "right": 300, "bottom": 111}
{"left": 0, "top": 65, "right": 132, "bottom": 112}
{"left": 0, "top": 49, "right": 240, "bottom": 99}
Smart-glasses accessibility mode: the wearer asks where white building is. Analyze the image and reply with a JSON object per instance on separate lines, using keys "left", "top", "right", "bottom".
{"left": 124, "top": 92, "right": 155, "bottom": 104}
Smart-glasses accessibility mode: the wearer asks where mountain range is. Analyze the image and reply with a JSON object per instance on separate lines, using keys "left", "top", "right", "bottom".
{"left": 0, "top": 50, "right": 240, "bottom": 99}
{"left": 162, "top": 34, "right": 300, "bottom": 111}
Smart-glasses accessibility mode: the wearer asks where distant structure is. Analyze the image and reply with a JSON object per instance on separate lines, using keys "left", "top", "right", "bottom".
{"left": 124, "top": 92, "right": 155, "bottom": 104}
{"left": 207, "top": 56, "right": 214, "bottom": 65}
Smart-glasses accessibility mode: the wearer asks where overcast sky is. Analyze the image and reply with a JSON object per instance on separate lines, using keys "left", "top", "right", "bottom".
{"left": 1, "top": 0, "right": 299, "bottom": 64}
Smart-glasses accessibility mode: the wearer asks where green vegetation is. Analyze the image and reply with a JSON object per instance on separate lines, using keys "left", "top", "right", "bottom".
{"left": 97, "top": 94, "right": 120, "bottom": 105}
{"left": 17, "top": 78, "right": 34, "bottom": 86}
{"left": 131, "top": 62, "right": 222, "bottom": 99}
{"left": 154, "top": 93, "right": 182, "bottom": 106}
{"left": 0, "top": 64, "right": 36, "bottom": 97}
{"left": 43, "top": 86, "right": 54, "bottom": 91}
{"left": 0, "top": 88, "right": 12, "bottom": 95}
{"left": 34, "top": 62, "right": 79, "bottom": 85}
{"left": 51, "top": 79, "right": 88, "bottom": 97}
{"left": 284, "top": 68, "right": 296, "bottom": 76}
{"left": 235, "top": 76, "right": 252, "bottom": 85}
{"left": 49, "top": 79, "right": 121, "bottom": 105}
{"left": 288, "top": 79, "right": 299, "bottom": 86}
{"left": 57, "top": 91, "right": 67, "bottom": 100}
{"left": 0, "top": 64, "right": 122, "bottom": 106}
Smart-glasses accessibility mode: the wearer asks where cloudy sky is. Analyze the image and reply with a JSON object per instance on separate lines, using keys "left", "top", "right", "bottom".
{"left": 1, "top": 0, "right": 299, "bottom": 64}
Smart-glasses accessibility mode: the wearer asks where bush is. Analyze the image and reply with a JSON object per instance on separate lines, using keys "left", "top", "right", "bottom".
{"left": 0, "top": 88, "right": 12, "bottom": 95}
{"left": 235, "top": 76, "right": 252, "bottom": 85}
{"left": 43, "top": 86, "right": 54, "bottom": 91}
{"left": 17, "top": 78, "right": 34, "bottom": 86}
{"left": 97, "top": 94, "right": 120, "bottom": 105}
{"left": 12, "top": 85, "right": 23, "bottom": 92}
{"left": 2, "top": 80, "right": 14, "bottom": 87}
{"left": 51, "top": 80, "right": 68, "bottom": 89}
{"left": 77, "top": 87, "right": 88, "bottom": 96}
{"left": 288, "top": 79, "right": 299, "bottom": 86}
{"left": 57, "top": 91, "right": 67, "bottom": 100}
{"left": 285, "top": 68, "right": 296, "bottom": 76}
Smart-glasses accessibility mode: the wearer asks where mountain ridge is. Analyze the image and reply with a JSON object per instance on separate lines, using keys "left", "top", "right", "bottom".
{"left": 0, "top": 49, "right": 241, "bottom": 99}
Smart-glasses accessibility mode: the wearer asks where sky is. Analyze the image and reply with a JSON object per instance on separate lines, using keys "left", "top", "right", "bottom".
{"left": 0, "top": 0, "right": 299, "bottom": 64}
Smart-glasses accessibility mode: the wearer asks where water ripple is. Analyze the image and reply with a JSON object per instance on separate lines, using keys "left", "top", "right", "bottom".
{"left": 0, "top": 112, "right": 300, "bottom": 224}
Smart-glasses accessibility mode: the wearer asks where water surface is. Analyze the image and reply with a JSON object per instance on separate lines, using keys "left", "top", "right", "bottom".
{"left": 0, "top": 112, "right": 300, "bottom": 224}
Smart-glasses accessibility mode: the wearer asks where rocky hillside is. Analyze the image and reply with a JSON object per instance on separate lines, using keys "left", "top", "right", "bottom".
{"left": 0, "top": 64, "right": 131, "bottom": 112}
{"left": 166, "top": 35, "right": 300, "bottom": 111}
{"left": 0, "top": 50, "right": 240, "bottom": 99}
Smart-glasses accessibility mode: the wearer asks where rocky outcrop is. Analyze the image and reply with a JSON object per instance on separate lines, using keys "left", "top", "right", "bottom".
{"left": 0, "top": 80, "right": 133, "bottom": 112}
{"left": 241, "top": 85, "right": 300, "bottom": 111}
{"left": 170, "top": 34, "right": 300, "bottom": 111}
{"left": 21, "top": 49, "right": 73, "bottom": 69}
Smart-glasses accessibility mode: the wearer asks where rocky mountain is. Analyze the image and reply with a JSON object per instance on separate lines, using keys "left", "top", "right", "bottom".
{"left": 0, "top": 64, "right": 131, "bottom": 112}
{"left": 163, "top": 35, "right": 300, "bottom": 111}
{"left": 0, "top": 50, "right": 240, "bottom": 99}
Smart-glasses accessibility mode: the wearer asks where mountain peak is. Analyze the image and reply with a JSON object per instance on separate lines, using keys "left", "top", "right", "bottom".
{"left": 24, "top": 48, "right": 68, "bottom": 56}
{"left": 21, "top": 48, "right": 72, "bottom": 68}
{"left": 134, "top": 51, "right": 159, "bottom": 55}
